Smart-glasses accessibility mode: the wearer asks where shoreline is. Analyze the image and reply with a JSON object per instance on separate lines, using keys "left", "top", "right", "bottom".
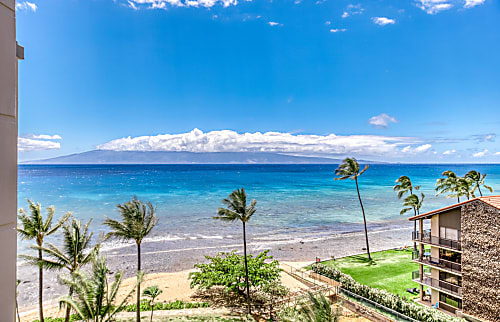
{"left": 17, "top": 224, "right": 414, "bottom": 309}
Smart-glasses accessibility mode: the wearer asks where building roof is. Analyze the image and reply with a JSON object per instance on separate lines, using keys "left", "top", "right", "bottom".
{"left": 409, "top": 195, "right": 500, "bottom": 221}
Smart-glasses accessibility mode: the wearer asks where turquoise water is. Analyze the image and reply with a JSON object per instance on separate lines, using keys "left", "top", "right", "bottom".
{"left": 17, "top": 164, "right": 500, "bottom": 251}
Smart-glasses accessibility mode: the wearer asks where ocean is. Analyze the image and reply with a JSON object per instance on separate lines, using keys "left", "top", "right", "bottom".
{"left": 17, "top": 164, "right": 500, "bottom": 252}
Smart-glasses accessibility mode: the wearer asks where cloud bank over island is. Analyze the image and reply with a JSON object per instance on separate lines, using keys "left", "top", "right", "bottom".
{"left": 97, "top": 128, "right": 429, "bottom": 158}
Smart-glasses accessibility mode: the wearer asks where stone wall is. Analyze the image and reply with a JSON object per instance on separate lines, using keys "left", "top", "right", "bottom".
{"left": 461, "top": 200, "right": 500, "bottom": 322}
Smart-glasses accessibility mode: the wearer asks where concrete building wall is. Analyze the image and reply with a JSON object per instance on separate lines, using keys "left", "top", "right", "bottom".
{"left": 0, "top": 0, "right": 18, "bottom": 320}
{"left": 431, "top": 214, "right": 439, "bottom": 236}
{"left": 461, "top": 201, "right": 500, "bottom": 322}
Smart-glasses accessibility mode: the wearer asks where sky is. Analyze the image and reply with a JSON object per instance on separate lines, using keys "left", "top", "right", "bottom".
{"left": 15, "top": 0, "right": 500, "bottom": 163}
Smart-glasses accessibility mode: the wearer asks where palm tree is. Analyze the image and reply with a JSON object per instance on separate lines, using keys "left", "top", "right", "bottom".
{"left": 58, "top": 255, "right": 139, "bottom": 322}
{"left": 465, "top": 170, "right": 493, "bottom": 196}
{"left": 37, "top": 217, "right": 99, "bottom": 322}
{"left": 400, "top": 193, "right": 425, "bottom": 216}
{"left": 335, "top": 158, "right": 371, "bottom": 260}
{"left": 457, "top": 177, "right": 475, "bottom": 201}
{"left": 103, "top": 198, "right": 158, "bottom": 322}
{"left": 213, "top": 188, "right": 257, "bottom": 314}
{"left": 143, "top": 285, "right": 162, "bottom": 322}
{"left": 17, "top": 200, "right": 70, "bottom": 322}
{"left": 435, "top": 170, "right": 461, "bottom": 203}
{"left": 393, "top": 176, "right": 421, "bottom": 249}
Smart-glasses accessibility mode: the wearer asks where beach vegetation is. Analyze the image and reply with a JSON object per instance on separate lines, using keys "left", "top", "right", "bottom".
{"left": 37, "top": 217, "right": 100, "bottom": 322}
{"left": 143, "top": 285, "right": 163, "bottom": 322}
{"left": 394, "top": 175, "right": 422, "bottom": 249}
{"left": 311, "top": 263, "right": 463, "bottom": 322}
{"left": 334, "top": 157, "right": 371, "bottom": 260}
{"left": 465, "top": 170, "right": 493, "bottom": 196}
{"left": 435, "top": 170, "right": 476, "bottom": 202}
{"left": 103, "top": 197, "right": 159, "bottom": 322}
{"left": 58, "top": 255, "right": 139, "bottom": 322}
{"left": 123, "top": 300, "right": 210, "bottom": 312}
{"left": 213, "top": 188, "right": 257, "bottom": 314}
{"left": 17, "top": 200, "right": 71, "bottom": 322}
{"left": 400, "top": 193, "right": 424, "bottom": 216}
{"left": 278, "top": 292, "right": 341, "bottom": 322}
{"left": 257, "top": 280, "right": 289, "bottom": 320}
{"left": 189, "top": 250, "right": 281, "bottom": 297}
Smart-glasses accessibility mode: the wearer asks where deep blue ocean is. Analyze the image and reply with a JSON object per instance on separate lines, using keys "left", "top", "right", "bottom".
{"left": 17, "top": 164, "right": 500, "bottom": 251}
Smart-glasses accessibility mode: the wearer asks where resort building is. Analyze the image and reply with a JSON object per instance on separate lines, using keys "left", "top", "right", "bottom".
{"left": 0, "top": 0, "right": 22, "bottom": 320}
{"left": 410, "top": 196, "right": 500, "bottom": 321}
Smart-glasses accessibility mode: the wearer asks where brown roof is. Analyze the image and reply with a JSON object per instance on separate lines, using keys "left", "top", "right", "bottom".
{"left": 409, "top": 195, "right": 500, "bottom": 221}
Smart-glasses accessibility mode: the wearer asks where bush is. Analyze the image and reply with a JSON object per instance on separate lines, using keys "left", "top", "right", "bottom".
{"left": 123, "top": 300, "right": 210, "bottom": 312}
{"left": 311, "top": 264, "right": 463, "bottom": 322}
{"left": 189, "top": 250, "right": 281, "bottom": 295}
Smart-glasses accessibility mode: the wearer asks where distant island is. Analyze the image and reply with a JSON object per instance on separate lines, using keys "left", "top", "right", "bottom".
{"left": 21, "top": 150, "right": 383, "bottom": 164}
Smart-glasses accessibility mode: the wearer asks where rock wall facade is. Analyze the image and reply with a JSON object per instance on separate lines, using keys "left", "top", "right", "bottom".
{"left": 461, "top": 200, "right": 500, "bottom": 322}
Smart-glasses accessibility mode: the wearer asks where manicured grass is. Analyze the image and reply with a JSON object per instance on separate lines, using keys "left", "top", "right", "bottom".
{"left": 314, "top": 249, "right": 420, "bottom": 298}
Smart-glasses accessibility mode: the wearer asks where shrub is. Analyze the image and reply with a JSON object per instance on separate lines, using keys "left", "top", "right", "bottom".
{"left": 311, "top": 264, "right": 463, "bottom": 322}
{"left": 123, "top": 300, "right": 210, "bottom": 312}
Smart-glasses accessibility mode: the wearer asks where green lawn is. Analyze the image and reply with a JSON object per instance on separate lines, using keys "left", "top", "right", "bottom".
{"left": 313, "top": 249, "right": 420, "bottom": 298}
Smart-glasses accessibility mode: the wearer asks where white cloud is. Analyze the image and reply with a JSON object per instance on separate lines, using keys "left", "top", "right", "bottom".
{"left": 443, "top": 149, "right": 456, "bottom": 155}
{"left": 325, "top": 21, "right": 331, "bottom": 25}
{"left": 330, "top": 28, "right": 347, "bottom": 33}
{"left": 369, "top": 113, "right": 398, "bottom": 128}
{"left": 31, "top": 134, "right": 62, "bottom": 140}
{"left": 495, "top": 152, "right": 500, "bottom": 156}
{"left": 18, "top": 138, "right": 60, "bottom": 152}
{"left": 16, "top": 1, "right": 37, "bottom": 12}
{"left": 372, "top": 17, "right": 396, "bottom": 25}
{"left": 473, "top": 149, "right": 489, "bottom": 158}
{"left": 125, "top": 0, "right": 237, "bottom": 9}
{"left": 268, "top": 21, "right": 283, "bottom": 27}
{"left": 97, "top": 128, "right": 424, "bottom": 157}
{"left": 341, "top": 4, "right": 364, "bottom": 18}
{"left": 464, "top": 0, "right": 485, "bottom": 8}
{"left": 401, "top": 144, "right": 432, "bottom": 154}
{"left": 416, "top": 0, "right": 453, "bottom": 14}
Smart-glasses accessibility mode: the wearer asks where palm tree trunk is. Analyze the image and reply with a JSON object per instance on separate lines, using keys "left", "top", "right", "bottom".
{"left": 355, "top": 177, "right": 371, "bottom": 260}
{"left": 137, "top": 242, "right": 141, "bottom": 322}
{"left": 478, "top": 184, "right": 483, "bottom": 197}
{"left": 38, "top": 247, "right": 44, "bottom": 322}
{"left": 64, "top": 286, "right": 73, "bottom": 322}
{"left": 242, "top": 221, "right": 251, "bottom": 315}
{"left": 150, "top": 305, "right": 154, "bottom": 322}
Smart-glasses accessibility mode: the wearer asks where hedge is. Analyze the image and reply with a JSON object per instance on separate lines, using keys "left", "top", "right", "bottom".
{"left": 311, "top": 264, "right": 463, "bottom": 322}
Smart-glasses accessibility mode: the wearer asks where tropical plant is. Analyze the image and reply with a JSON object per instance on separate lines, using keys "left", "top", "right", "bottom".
{"left": 260, "top": 280, "right": 289, "bottom": 320}
{"left": 335, "top": 158, "right": 371, "bottom": 260}
{"left": 17, "top": 200, "right": 70, "bottom": 322}
{"left": 58, "top": 255, "right": 140, "bottom": 322}
{"left": 457, "top": 177, "right": 475, "bottom": 200}
{"left": 103, "top": 198, "right": 158, "bottom": 322}
{"left": 279, "top": 293, "right": 340, "bottom": 322}
{"left": 394, "top": 176, "right": 421, "bottom": 250}
{"left": 213, "top": 188, "right": 257, "bottom": 314}
{"left": 393, "top": 176, "right": 421, "bottom": 201}
{"left": 36, "top": 217, "right": 99, "bottom": 322}
{"left": 465, "top": 170, "right": 493, "bottom": 197}
{"left": 400, "top": 193, "right": 425, "bottom": 216}
{"left": 143, "top": 285, "right": 162, "bottom": 322}
{"left": 189, "top": 250, "right": 281, "bottom": 295}
{"left": 435, "top": 170, "right": 462, "bottom": 202}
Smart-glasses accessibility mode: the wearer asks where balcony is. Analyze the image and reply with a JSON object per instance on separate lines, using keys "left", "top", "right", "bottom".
{"left": 412, "top": 230, "right": 461, "bottom": 251}
{"left": 412, "top": 271, "right": 462, "bottom": 298}
{"left": 412, "top": 251, "right": 462, "bottom": 274}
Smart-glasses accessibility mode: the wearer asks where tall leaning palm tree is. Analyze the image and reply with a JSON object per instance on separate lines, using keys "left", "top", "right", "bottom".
{"left": 213, "top": 188, "right": 257, "bottom": 315}
{"left": 465, "top": 170, "right": 493, "bottom": 197}
{"left": 17, "top": 200, "right": 70, "bottom": 322}
{"left": 457, "top": 177, "right": 475, "bottom": 201}
{"left": 103, "top": 198, "right": 158, "bottom": 322}
{"left": 37, "top": 217, "right": 99, "bottom": 322}
{"left": 393, "top": 176, "right": 421, "bottom": 249}
{"left": 335, "top": 158, "right": 371, "bottom": 260}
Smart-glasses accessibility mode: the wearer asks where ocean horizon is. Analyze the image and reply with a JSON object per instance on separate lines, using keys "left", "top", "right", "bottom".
{"left": 18, "top": 163, "right": 500, "bottom": 253}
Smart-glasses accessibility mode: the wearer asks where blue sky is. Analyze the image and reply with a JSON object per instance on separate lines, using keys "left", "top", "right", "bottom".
{"left": 15, "top": 0, "right": 500, "bottom": 162}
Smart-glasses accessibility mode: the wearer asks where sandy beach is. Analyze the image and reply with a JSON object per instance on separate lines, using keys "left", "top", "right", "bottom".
{"left": 17, "top": 224, "right": 413, "bottom": 317}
